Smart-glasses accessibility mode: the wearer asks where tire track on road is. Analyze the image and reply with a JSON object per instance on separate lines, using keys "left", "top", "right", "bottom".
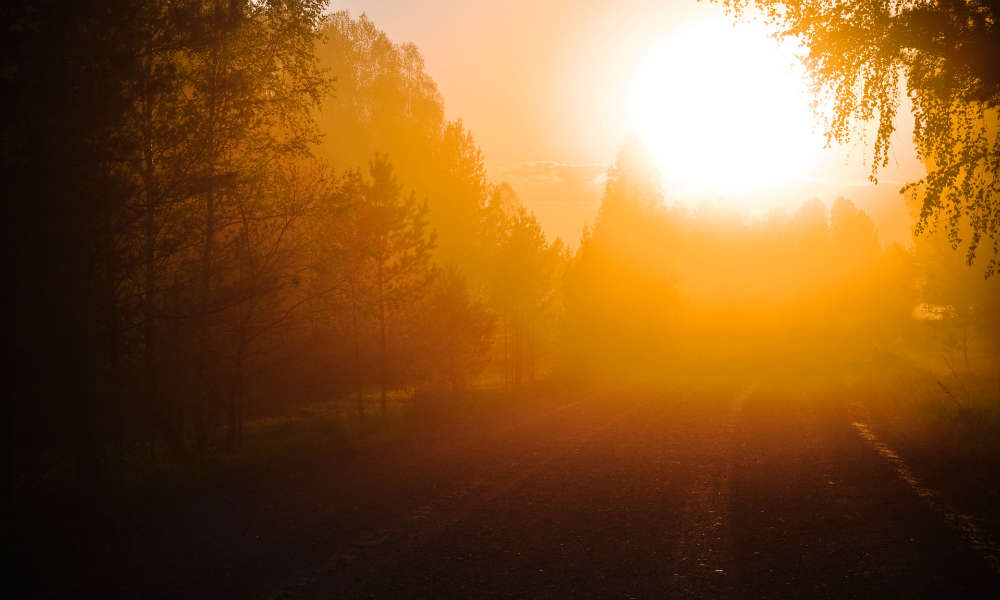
{"left": 669, "top": 382, "right": 756, "bottom": 599}
{"left": 269, "top": 390, "right": 678, "bottom": 600}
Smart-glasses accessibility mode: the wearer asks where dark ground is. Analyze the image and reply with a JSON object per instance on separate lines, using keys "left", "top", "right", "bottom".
{"left": 14, "top": 379, "right": 1000, "bottom": 598}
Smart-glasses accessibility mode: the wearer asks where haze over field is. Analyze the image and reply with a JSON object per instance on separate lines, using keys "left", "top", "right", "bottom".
{"left": 5, "top": 1, "right": 1000, "bottom": 597}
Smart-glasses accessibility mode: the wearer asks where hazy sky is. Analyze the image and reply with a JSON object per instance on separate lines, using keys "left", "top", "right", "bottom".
{"left": 333, "top": 0, "right": 712, "bottom": 166}
{"left": 332, "top": 0, "right": 924, "bottom": 244}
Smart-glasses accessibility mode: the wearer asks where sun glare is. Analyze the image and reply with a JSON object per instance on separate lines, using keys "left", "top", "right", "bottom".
{"left": 627, "top": 19, "right": 823, "bottom": 194}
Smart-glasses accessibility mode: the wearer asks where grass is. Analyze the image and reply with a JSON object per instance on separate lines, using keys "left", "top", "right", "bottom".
{"left": 116, "top": 386, "right": 525, "bottom": 494}
{"left": 844, "top": 350, "right": 1000, "bottom": 535}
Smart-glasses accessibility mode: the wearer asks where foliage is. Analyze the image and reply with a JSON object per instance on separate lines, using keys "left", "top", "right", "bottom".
{"left": 313, "top": 155, "right": 437, "bottom": 414}
{"left": 4, "top": 3, "right": 997, "bottom": 505}
{"left": 482, "top": 184, "right": 568, "bottom": 388}
{"left": 719, "top": 0, "right": 1000, "bottom": 274}
{"left": 414, "top": 268, "right": 497, "bottom": 393}
{"left": 314, "top": 12, "right": 492, "bottom": 270}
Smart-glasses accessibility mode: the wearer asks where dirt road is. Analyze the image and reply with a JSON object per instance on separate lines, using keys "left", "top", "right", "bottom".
{"left": 38, "top": 380, "right": 999, "bottom": 598}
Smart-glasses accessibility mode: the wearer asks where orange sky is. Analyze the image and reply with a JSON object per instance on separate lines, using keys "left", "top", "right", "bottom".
{"left": 333, "top": 0, "right": 925, "bottom": 246}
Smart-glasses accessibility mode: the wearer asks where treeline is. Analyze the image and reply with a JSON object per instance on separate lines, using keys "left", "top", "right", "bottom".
{"left": 4, "top": 3, "right": 563, "bottom": 488}
{"left": 562, "top": 143, "right": 1000, "bottom": 380}
{"left": 4, "top": 3, "right": 998, "bottom": 494}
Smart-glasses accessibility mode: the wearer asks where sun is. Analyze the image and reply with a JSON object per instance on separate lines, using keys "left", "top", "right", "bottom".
{"left": 626, "top": 18, "right": 824, "bottom": 194}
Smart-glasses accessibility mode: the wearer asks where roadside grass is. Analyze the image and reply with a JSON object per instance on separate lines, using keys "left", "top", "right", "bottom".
{"left": 116, "top": 385, "right": 534, "bottom": 496}
{"left": 846, "top": 351, "right": 1000, "bottom": 533}
{"left": 853, "top": 353, "right": 1000, "bottom": 460}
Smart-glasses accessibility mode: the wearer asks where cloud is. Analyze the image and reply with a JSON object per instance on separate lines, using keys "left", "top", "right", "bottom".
{"left": 494, "top": 161, "right": 606, "bottom": 188}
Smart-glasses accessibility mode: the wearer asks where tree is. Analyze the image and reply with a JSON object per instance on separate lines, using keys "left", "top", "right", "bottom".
{"left": 178, "top": 0, "right": 327, "bottom": 454}
{"left": 415, "top": 268, "right": 496, "bottom": 393}
{"left": 221, "top": 161, "right": 333, "bottom": 448}
{"left": 483, "top": 184, "right": 566, "bottom": 389}
{"left": 2, "top": 0, "right": 331, "bottom": 476}
{"left": 314, "top": 12, "right": 445, "bottom": 197}
{"left": 830, "top": 197, "right": 880, "bottom": 266}
{"left": 561, "top": 144, "right": 678, "bottom": 378}
{"left": 321, "top": 156, "right": 436, "bottom": 415}
{"left": 428, "top": 120, "right": 492, "bottom": 267}
{"left": 314, "top": 13, "right": 493, "bottom": 274}
{"left": 912, "top": 212, "right": 1000, "bottom": 367}
{"left": 3, "top": 0, "right": 150, "bottom": 481}
{"left": 720, "top": 0, "right": 1000, "bottom": 274}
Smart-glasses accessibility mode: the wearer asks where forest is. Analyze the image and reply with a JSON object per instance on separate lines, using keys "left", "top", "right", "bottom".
{"left": 4, "top": 1, "right": 1000, "bottom": 597}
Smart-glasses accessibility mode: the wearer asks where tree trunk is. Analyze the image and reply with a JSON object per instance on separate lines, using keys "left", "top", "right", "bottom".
{"left": 195, "top": 186, "right": 216, "bottom": 455}
{"left": 503, "top": 318, "right": 511, "bottom": 392}
{"left": 104, "top": 208, "right": 124, "bottom": 466}
{"left": 140, "top": 92, "right": 164, "bottom": 458}
{"left": 227, "top": 350, "right": 245, "bottom": 450}
{"left": 527, "top": 320, "right": 536, "bottom": 384}
{"left": 377, "top": 263, "right": 388, "bottom": 417}
{"left": 353, "top": 293, "right": 364, "bottom": 418}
